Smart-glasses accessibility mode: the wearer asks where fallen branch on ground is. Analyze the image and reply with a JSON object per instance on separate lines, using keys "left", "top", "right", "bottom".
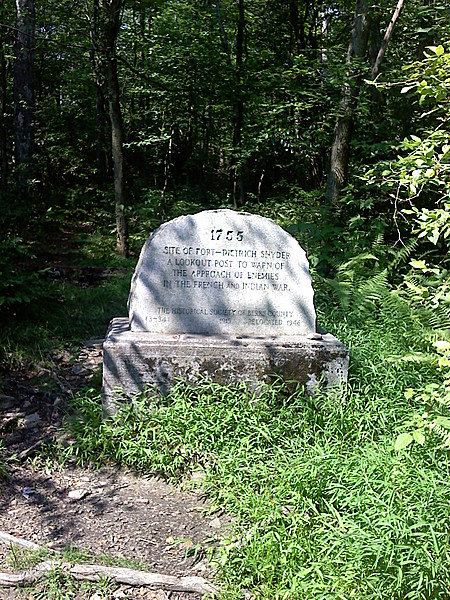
{"left": 0, "top": 531, "right": 58, "bottom": 553}
{"left": 15, "top": 434, "right": 54, "bottom": 461}
{"left": 0, "top": 561, "right": 217, "bottom": 594}
{"left": 70, "top": 564, "right": 218, "bottom": 594}
{"left": 0, "top": 560, "right": 60, "bottom": 586}
{"left": 0, "top": 532, "right": 218, "bottom": 595}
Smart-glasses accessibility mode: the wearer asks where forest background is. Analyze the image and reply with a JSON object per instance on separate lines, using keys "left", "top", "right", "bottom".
{"left": 1, "top": 0, "right": 450, "bottom": 599}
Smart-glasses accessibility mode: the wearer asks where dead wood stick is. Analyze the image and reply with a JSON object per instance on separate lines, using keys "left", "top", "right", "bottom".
{"left": 14, "top": 434, "right": 55, "bottom": 461}
{"left": 70, "top": 564, "right": 218, "bottom": 594}
{"left": 0, "top": 531, "right": 58, "bottom": 554}
{"left": 0, "top": 560, "right": 60, "bottom": 586}
{"left": 0, "top": 558, "right": 218, "bottom": 595}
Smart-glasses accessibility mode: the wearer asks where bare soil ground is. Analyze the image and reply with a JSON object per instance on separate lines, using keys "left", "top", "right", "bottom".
{"left": 0, "top": 343, "right": 227, "bottom": 599}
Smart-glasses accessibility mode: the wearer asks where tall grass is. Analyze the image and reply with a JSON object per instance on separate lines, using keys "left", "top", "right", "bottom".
{"left": 64, "top": 302, "right": 450, "bottom": 599}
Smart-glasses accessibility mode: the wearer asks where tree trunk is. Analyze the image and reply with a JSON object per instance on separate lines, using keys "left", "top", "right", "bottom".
{"left": 0, "top": 27, "right": 8, "bottom": 189}
{"left": 90, "top": 0, "right": 110, "bottom": 183}
{"left": 368, "top": 14, "right": 382, "bottom": 107}
{"left": 13, "top": 0, "right": 34, "bottom": 180}
{"left": 231, "top": 0, "right": 245, "bottom": 208}
{"left": 97, "top": 0, "right": 129, "bottom": 256}
{"left": 215, "top": 0, "right": 245, "bottom": 207}
{"left": 325, "top": 0, "right": 371, "bottom": 206}
{"left": 370, "top": 0, "right": 405, "bottom": 81}
{"left": 105, "top": 56, "right": 129, "bottom": 256}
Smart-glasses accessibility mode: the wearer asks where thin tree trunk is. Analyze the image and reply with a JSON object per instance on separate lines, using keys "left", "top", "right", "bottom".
{"left": 90, "top": 0, "right": 109, "bottom": 183}
{"left": 368, "top": 14, "right": 382, "bottom": 107}
{"left": 0, "top": 28, "right": 8, "bottom": 189}
{"left": 97, "top": 0, "right": 129, "bottom": 257}
{"left": 289, "top": 0, "right": 305, "bottom": 54}
{"left": 325, "top": 0, "right": 371, "bottom": 206}
{"left": 13, "top": 0, "right": 34, "bottom": 176}
{"left": 231, "top": 0, "right": 245, "bottom": 208}
{"left": 106, "top": 57, "right": 129, "bottom": 256}
{"left": 215, "top": 0, "right": 245, "bottom": 207}
{"left": 370, "top": 0, "right": 405, "bottom": 80}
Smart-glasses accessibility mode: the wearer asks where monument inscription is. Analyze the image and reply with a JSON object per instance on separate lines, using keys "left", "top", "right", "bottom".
{"left": 128, "top": 209, "right": 316, "bottom": 336}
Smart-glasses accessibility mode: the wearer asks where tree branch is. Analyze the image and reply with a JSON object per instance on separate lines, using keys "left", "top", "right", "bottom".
{"left": 0, "top": 531, "right": 58, "bottom": 553}
{"left": 0, "top": 531, "right": 218, "bottom": 594}
{"left": 0, "top": 560, "right": 218, "bottom": 595}
{"left": 370, "top": 0, "right": 405, "bottom": 80}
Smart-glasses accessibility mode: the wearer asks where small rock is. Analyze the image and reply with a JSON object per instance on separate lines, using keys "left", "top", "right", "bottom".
{"left": 68, "top": 488, "right": 89, "bottom": 500}
{"left": 22, "top": 487, "right": 36, "bottom": 499}
{"left": 209, "top": 517, "right": 222, "bottom": 529}
{"left": 22, "top": 413, "right": 41, "bottom": 428}
{"left": 72, "top": 364, "right": 89, "bottom": 375}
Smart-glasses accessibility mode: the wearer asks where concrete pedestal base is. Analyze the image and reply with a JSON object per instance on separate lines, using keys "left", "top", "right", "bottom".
{"left": 102, "top": 317, "right": 349, "bottom": 415}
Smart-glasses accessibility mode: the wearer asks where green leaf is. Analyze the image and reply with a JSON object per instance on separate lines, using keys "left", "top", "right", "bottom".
{"left": 429, "top": 228, "right": 440, "bottom": 245}
{"left": 412, "top": 430, "right": 425, "bottom": 445}
{"left": 410, "top": 259, "right": 428, "bottom": 270}
{"left": 435, "top": 417, "right": 450, "bottom": 430}
{"left": 395, "top": 432, "right": 413, "bottom": 451}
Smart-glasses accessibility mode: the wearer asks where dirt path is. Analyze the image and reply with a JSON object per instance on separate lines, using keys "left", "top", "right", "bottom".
{"left": 0, "top": 343, "right": 226, "bottom": 599}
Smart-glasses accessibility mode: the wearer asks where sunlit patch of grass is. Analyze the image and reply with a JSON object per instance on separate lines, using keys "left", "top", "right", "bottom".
{"left": 62, "top": 309, "right": 450, "bottom": 598}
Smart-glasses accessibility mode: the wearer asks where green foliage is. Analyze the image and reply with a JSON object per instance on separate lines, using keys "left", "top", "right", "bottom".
{"left": 0, "top": 236, "right": 43, "bottom": 307}
{"left": 363, "top": 45, "right": 450, "bottom": 249}
{"left": 62, "top": 299, "right": 449, "bottom": 599}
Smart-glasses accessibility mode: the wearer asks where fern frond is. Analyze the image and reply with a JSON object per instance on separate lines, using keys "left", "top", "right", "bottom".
{"left": 389, "top": 238, "right": 420, "bottom": 271}
{"left": 336, "top": 253, "right": 379, "bottom": 275}
{"left": 373, "top": 232, "right": 385, "bottom": 247}
{"left": 353, "top": 269, "right": 390, "bottom": 312}
{"left": 428, "top": 304, "right": 450, "bottom": 332}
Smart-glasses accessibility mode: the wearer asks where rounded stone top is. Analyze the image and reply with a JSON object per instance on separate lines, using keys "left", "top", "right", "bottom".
{"left": 128, "top": 209, "right": 316, "bottom": 336}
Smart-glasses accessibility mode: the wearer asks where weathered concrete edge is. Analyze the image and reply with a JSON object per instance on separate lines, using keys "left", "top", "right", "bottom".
{"left": 102, "top": 317, "right": 350, "bottom": 416}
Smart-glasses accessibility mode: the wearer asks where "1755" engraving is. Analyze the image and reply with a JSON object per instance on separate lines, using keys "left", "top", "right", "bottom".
{"left": 211, "top": 229, "right": 244, "bottom": 241}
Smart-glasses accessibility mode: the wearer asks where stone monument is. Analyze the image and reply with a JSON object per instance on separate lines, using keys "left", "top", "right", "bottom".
{"left": 102, "top": 209, "right": 349, "bottom": 414}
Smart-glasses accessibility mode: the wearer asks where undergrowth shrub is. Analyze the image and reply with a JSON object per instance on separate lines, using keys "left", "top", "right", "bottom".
{"left": 0, "top": 237, "right": 43, "bottom": 308}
